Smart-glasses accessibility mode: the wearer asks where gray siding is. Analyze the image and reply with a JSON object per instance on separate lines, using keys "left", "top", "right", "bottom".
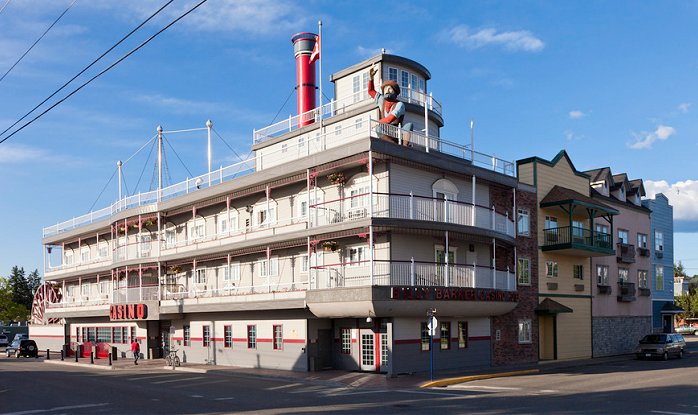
{"left": 592, "top": 316, "right": 651, "bottom": 357}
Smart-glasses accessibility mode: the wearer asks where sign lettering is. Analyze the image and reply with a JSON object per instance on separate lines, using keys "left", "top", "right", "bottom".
{"left": 109, "top": 304, "right": 148, "bottom": 321}
{"left": 391, "top": 287, "right": 518, "bottom": 303}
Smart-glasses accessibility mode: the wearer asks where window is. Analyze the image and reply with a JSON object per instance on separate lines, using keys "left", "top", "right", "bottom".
{"left": 517, "top": 258, "right": 530, "bottom": 285}
{"left": 130, "top": 327, "right": 136, "bottom": 344}
{"left": 656, "top": 266, "right": 664, "bottom": 290}
{"left": 637, "top": 233, "right": 647, "bottom": 249}
{"left": 224, "top": 325, "right": 232, "bottom": 348}
{"left": 388, "top": 67, "right": 398, "bottom": 81}
{"left": 618, "top": 268, "right": 629, "bottom": 283}
{"left": 419, "top": 79, "right": 425, "bottom": 92}
{"left": 355, "top": 117, "right": 363, "bottom": 130}
{"left": 596, "top": 224, "right": 609, "bottom": 234}
{"left": 638, "top": 270, "right": 648, "bottom": 288}
{"left": 518, "top": 320, "right": 532, "bottom": 344}
{"left": 335, "top": 125, "right": 341, "bottom": 136}
{"left": 97, "top": 327, "right": 111, "bottom": 343}
{"left": 195, "top": 269, "right": 206, "bottom": 285}
{"left": 298, "top": 136, "right": 305, "bottom": 148}
{"left": 517, "top": 208, "right": 530, "bottom": 236}
{"left": 457, "top": 322, "right": 468, "bottom": 349}
{"left": 247, "top": 325, "right": 257, "bottom": 349}
{"left": 545, "top": 261, "right": 558, "bottom": 277}
{"left": 545, "top": 216, "right": 558, "bottom": 229}
{"left": 348, "top": 246, "right": 368, "bottom": 266}
{"left": 203, "top": 325, "right": 210, "bottom": 347}
{"left": 400, "top": 70, "right": 409, "bottom": 89}
{"left": 440, "top": 322, "right": 450, "bottom": 350}
{"left": 188, "top": 218, "right": 205, "bottom": 241}
{"left": 217, "top": 215, "right": 228, "bottom": 235}
{"left": 64, "top": 250, "right": 73, "bottom": 266}
{"left": 597, "top": 265, "right": 609, "bottom": 285}
{"left": 255, "top": 202, "right": 277, "bottom": 227}
{"left": 349, "top": 185, "right": 370, "bottom": 209}
{"left": 221, "top": 262, "right": 240, "bottom": 283}
{"left": 140, "top": 234, "right": 151, "bottom": 256}
{"left": 81, "top": 283, "right": 91, "bottom": 298}
{"left": 655, "top": 231, "right": 664, "bottom": 251}
{"left": 281, "top": 143, "right": 288, "bottom": 153}
{"left": 183, "top": 325, "right": 190, "bottom": 346}
{"left": 87, "top": 327, "right": 97, "bottom": 342}
{"left": 618, "top": 229, "right": 629, "bottom": 244}
{"left": 165, "top": 227, "right": 177, "bottom": 248}
{"left": 99, "top": 242, "right": 109, "bottom": 258}
{"left": 259, "top": 257, "right": 279, "bottom": 277}
{"left": 122, "top": 327, "right": 128, "bottom": 344}
{"left": 301, "top": 255, "right": 309, "bottom": 273}
{"left": 299, "top": 192, "right": 323, "bottom": 219}
{"left": 341, "top": 328, "right": 351, "bottom": 354}
{"left": 113, "top": 327, "right": 122, "bottom": 343}
{"left": 573, "top": 264, "right": 584, "bottom": 280}
{"left": 410, "top": 73, "right": 417, "bottom": 90}
{"left": 99, "top": 280, "right": 110, "bottom": 297}
{"left": 273, "top": 325, "right": 283, "bottom": 350}
{"left": 420, "top": 322, "right": 430, "bottom": 351}
{"left": 81, "top": 248, "right": 90, "bottom": 263}
{"left": 572, "top": 220, "right": 585, "bottom": 240}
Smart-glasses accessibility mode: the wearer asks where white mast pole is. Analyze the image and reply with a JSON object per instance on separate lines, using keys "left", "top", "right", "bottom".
{"left": 207, "top": 119, "right": 213, "bottom": 187}
{"left": 117, "top": 160, "right": 123, "bottom": 210}
{"left": 157, "top": 125, "right": 163, "bottom": 201}
{"left": 318, "top": 20, "right": 323, "bottom": 122}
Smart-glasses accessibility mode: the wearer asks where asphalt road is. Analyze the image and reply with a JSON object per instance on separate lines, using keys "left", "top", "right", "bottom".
{"left": 1, "top": 341, "right": 698, "bottom": 414}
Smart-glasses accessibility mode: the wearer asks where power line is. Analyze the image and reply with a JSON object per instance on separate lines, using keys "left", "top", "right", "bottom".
{"left": 0, "top": 0, "right": 78, "bottom": 85}
{"left": 0, "top": 0, "right": 209, "bottom": 145}
{"left": 0, "top": 0, "right": 175, "bottom": 140}
{"left": 0, "top": 0, "right": 11, "bottom": 15}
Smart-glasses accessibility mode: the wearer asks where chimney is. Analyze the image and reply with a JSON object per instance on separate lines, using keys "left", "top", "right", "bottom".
{"left": 291, "top": 32, "right": 317, "bottom": 127}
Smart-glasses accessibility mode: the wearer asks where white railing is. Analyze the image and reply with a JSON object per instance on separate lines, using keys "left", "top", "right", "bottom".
{"left": 310, "top": 193, "right": 515, "bottom": 237}
{"left": 48, "top": 296, "right": 112, "bottom": 308}
{"left": 311, "top": 260, "right": 515, "bottom": 291}
{"left": 160, "top": 280, "right": 307, "bottom": 300}
{"left": 253, "top": 88, "right": 443, "bottom": 144}
{"left": 112, "top": 285, "right": 159, "bottom": 303}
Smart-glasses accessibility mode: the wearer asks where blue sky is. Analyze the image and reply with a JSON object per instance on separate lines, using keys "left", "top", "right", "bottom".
{"left": 1, "top": 0, "right": 697, "bottom": 277}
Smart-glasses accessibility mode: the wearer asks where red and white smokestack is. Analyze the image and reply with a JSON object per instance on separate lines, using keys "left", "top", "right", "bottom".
{"left": 291, "top": 32, "right": 317, "bottom": 127}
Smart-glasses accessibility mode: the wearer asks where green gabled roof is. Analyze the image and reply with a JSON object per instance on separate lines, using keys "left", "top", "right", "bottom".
{"left": 540, "top": 185, "right": 619, "bottom": 215}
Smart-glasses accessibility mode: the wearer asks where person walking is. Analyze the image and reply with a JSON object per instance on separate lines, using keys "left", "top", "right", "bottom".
{"left": 131, "top": 339, "right": 140, "bottom": 365}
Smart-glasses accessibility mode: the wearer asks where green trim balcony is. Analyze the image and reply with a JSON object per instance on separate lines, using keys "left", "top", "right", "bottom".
{"left": 542, "top": 226, "right": 615, "bottom": 256}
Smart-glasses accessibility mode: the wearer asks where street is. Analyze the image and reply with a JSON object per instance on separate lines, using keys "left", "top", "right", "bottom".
{"left": 1, "top": 341, "right": 697, "bottom": 415}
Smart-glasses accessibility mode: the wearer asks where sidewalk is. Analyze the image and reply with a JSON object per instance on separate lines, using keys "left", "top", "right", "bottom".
{"left": 41, "top": 350, "right": 644, "bottom": 390}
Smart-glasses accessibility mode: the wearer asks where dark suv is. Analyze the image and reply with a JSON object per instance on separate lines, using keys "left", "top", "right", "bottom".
{"left": 635, "top": 333, "right": 686, "bottom": 360}
{"left": 15, "top": 339, "right": 38, "bottom": 358}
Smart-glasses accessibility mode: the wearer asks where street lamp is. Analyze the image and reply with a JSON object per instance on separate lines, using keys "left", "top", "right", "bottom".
{"left": 427, "top": 307, "right": 437, "bottom": 381}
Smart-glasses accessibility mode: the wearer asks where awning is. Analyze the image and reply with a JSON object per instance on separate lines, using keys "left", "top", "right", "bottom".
{"left": 535, "top": 298, "right": 573, "bottom": 315}
{"left": 660, "top": 302, "right": 685, "bottom": 315}
{"left": 540, "top": 185, "right": 619, "bottom": 215}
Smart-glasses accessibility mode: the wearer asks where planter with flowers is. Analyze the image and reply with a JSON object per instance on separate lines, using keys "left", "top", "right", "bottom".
{"left": 328, "top": 172, "right": 346, "bottom": 186}
{"left": 322, "top": 241, "right": 339, "bottom": 252}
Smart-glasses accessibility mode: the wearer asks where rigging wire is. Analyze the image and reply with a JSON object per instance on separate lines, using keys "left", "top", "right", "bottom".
{"left": 163, "top": 135, "right": 195, "bottom": 179}
{"left": 0, "top": 0, "right": 209, "bottom": 145}
{"left": 0, "top": 0, "right": 11, "bottom": 15}
{"left": 87, "top": 167, "right": 117, "bottom": 212}
{"left": 212, "top": 128, "right": 246, "bottom": 162}
{"left": 267, "top": 88, "right": 295, "bottom": 126}
{"left": 0, "top": 0, "right": 78, "bottom": 85}
{"left": 0, "top": 0, "right": 175, "bottom": 140}
{"left": 132, "top": 134, "right": 157, "bottom": 195}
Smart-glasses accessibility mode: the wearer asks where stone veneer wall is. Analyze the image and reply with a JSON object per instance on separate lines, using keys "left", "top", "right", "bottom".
{"left": 592, "top": 316, "right": 652, "bottom": 357}
{"left": 491, "top": 188, "right": 539, "bottom": 366}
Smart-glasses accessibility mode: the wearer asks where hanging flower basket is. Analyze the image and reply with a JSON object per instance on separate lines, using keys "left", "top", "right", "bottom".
{"left": 143, "top": 217, "right": 158, "bottom": 227}
{"left": 322, "top": 241, "right": 339, "bottom": 252}
{"left": 328, "top": 172, "right": 346, "bottom": 186}
{"left": 117, "top": 225, "right": 127, "bottom": 234}
{"left": 167, "top": 265, "right": 183, "bottom": 275}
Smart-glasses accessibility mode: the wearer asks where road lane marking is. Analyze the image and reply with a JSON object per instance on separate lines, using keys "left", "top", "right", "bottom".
{"left": 151, "top": 376, "right": 205, "bottom": 384}
{"left": 189, "top": 395, "right": 203, "bottom": 398}
{"left": 267, "top": 383, "right": 302, "bottom": 390}
{"left": 651, "top": 411, "right": 697, "bottom": 415}
{"left": 127, "top": 374, "right": 176, "bottom": 381}
{"left": 449, "top": 385, "right": 521, "bottom": 391}
{"left": 214, "top": 397, "right": 235, "bottom": 401}
{"left": 0, "top": 403, "right": 110, "bottom": 415}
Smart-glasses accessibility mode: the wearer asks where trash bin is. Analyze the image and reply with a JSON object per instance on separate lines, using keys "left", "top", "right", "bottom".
{"left": 111, "top": 346, "right": 118, "bottom": 361}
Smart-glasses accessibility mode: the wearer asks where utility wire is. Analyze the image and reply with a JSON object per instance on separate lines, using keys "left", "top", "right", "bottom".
{"left": 0, "top": 0, "right": 78, "bottom": 85}
{"left": 0, "top": 0, "right": 209, "bottom": 145}
{"left": 88, "top": 167, "right": 118, "bottom": 212}
{"left": 268, "top": 88, "right": 295, "bottom": 125}
{"left": 0, "top": 0, "right": 11, "bottom": 15}
{"left": 0, "top": 0, "right": 175, "bottom": 140}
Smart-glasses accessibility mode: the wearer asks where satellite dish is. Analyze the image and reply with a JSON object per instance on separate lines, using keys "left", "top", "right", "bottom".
{"left": 195, "top": 178, "right": 203, "bottom": 189}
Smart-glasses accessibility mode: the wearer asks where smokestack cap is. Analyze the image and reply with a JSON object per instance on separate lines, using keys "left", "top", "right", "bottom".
{"left": 291, "top": 32, "right": 317, "bottom": 57}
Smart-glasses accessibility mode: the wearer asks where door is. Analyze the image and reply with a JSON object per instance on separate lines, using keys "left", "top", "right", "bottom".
{"left": 539, "top": 315, "right": 556, "bottom": 360}
{"left": 359, "top": 329, "right": 375, "bottom": 371}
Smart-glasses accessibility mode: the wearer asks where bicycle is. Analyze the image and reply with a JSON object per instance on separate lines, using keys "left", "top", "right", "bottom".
{"left": 165, "top": 348, "right": 180, "bottom": 367}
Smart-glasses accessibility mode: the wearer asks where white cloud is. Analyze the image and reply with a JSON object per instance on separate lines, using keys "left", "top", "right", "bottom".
{"left": 645, "top": 179, "right": 698, "bottom": 222}
{"left": 0, "top": 143, "right": 78, "bottom": 164}
{"left": 442, "top": 25, "right": 544, "bottom": 52}
{"left": 564, "top": 130, "right": 584, "bottom": 141}
{"left": 355, "top": 46, "right": 383, "bottom": 58}
{"left": 678, "top": 102, "right": 691, "bottom": 113}
{"left": 627, "top": 124, "right": 675, "bottom": 149}
{"left": 568, "top": 110, "right": 585, "bottom": 119}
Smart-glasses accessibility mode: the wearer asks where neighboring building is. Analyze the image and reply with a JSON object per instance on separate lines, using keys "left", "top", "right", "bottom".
{"left": 642, "top": 194, "right": 679, "bottom": 332}
{"left": 517, "top": 151, "right": 618, "bottom": 361}
{"left": 39, "top": 41, "right": 527, "bottom": 375}
{"left": 585, "top": 168, "right": 652, "bottom": 356}
{"left": 674, "top": 276, "right": 689, "bottom": 297}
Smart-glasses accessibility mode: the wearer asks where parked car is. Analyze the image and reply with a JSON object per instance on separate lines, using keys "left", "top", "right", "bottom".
{"left": 6, "top": 339, "right": 20, "bottom": 357}
{"left": 0, "top": 334, "right": 8, "bottom": 347}
{"left": 15, "top": 339, "right": 38, "bottom": 358}
{"left": 635, "top": 333, "right": 686, "bottom": 360}
{"left": 12, "top": 333, "right": 28, "bottom": 343}
{"left": 675, "top": 325, "right": 698, "bottom": 336}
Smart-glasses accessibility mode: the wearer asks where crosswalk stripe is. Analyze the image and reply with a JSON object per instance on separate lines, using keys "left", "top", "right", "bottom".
{"left": 152, "top": 376, "right": 205, "bottom": 384}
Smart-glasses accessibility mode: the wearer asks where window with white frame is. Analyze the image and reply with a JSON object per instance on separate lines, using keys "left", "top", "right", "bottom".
{"left": 637, "top": 233, "right": 647, "bottom": 248}
{"left": 618, "top": 268, "right": 629, "bottom": 283}
{"left": 572, "top": 220, "right": 585, "bottom": 239}
{"left": 656, "top": 265, "right": 664, "bottom": 290}
{"left": 400, "top": 70, "right": 409, "bottom": 89}
{"left": 195, "top": 268, "right": 206, "bottom": 285}
{"left": 301, "top": 251, "right": 322, "bottom": 273}
{"left": 140, "top": 234, "right": 151, "bottom": 256}
{"left": 281, "top": 143, "right": 288, "bottom": 153}
{"left": 545, "top": 216, "right": 558, "bottom": 229}
{"left": 99, "top": 280, "right": 111, "bottom": 297}
{"left": 655, "top": 231, "right": 664, "bottom": 251}
{"left": 188, "top": 218, "right": 205, "bottom": 241}
{"left": 435, "top": 246, "right": 456, "bottom": 265}
{"left": 259, "top": 256, "right": 279, "bottom": 277}
{"left": 517, "top": 258, "right": 530, "bottom": 285}
{"left": 388, "top": 67, "right": 398, "bottom": 81}
{"left": 298, "top": 191, "right": 323, "bottom": 219}
{"left": 217, "top": 214, "right": 228, "bottom": 235}
{"left": 573, "top": 264, "right": 584, "bottom": 280}
{"left": 219, "top": 262, "right": 240, "bottom": 283}
{"left": 545, "top": 261, "right": 558, "bottom": 277}
{"left": 98, "top": 242, "right": 109, "bottom": 258}
{"left": 597, "top": 264, "right": 609, "bottom": 285}
{"left": 638, "top": 270, "right": 648, "bottom": 288}
{"left": 301, "top": 255, "right": 309, "bottom": 273}
{"left": 298, "top": 136, "right": 305, "bottom": 148}
{"left": 340, "top": 328, "right": 351, "bottom": 354}
{"left": 80, "top": 247, "right": 90, "bottom": 263}
{"left": 596, "top": 223, "right": 609, "bottom": 234}
{"left": 255, "top": 201, "right": 277, "bottom": 227}
{"left": 335, "top": 124, "right": 341, "bottom": 136}
{"left": 355, "top": 117, "right": 363, "bottom": 130}
{"left": 81, "top": 283, "right": 91, "bottom": 299}
{"left": 410, "top": 73, "right": 418, "bottom": 91}
{"left": 517, "top": 208, "right": 530, "bottom": 236}
{"left": 165, "top": 225, "right": 177, "bottom": 248}
{"left": 518, "top": 320, "right": 532, "bottom": 344}
{"left": 64, "top": 250, "right": 74, "bottom": 266}
{"left": 347, "top": 245, "right": 368, "bottom": 266}
{"left": 618, "top": 229, "right": 629, "bottom": 244}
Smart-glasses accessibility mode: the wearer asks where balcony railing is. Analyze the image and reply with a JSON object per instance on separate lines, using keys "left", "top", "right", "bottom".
{"left": 617, "top": 281, "right": 636, "bottom": 302}
{"left": 310, "top": 192, "right": 515, "bottom": 237}
{"left": 311, "top": 260, "right": 516, "bottom": 291}
{"left": 112, "top": 285, "right": 159, "bottom": 303}
{"left": 616, "top": 243, "right": 636, "bottom": 263}
{"left": 253, "top": 89, "right": 443, "bottom": 144}
{"left": 542, "top": 226, "right": 613, "bottom": 250}
{"left": 160, "top": 280, "right": 306, "bottom": 300}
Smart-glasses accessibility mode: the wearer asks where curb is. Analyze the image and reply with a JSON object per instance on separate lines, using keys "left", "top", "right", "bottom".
{"left": 44, "top": 359, "right": 114, "bottom": 371}
{"left": 420, "top": 369, "right": 540, "bottom": 388}
{"left": 161, "top": 366, "right": 209, "bottom": 374}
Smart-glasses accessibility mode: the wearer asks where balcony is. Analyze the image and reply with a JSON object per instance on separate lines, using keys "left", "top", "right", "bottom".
{"left": 541, "top": 226, "right": 615, "bottom": 256}
{"left": 616, "top": 243, "right": 636, "bottom": 263}
{"left": 637, "top": 247, "right": 650, "bottom": 257}
{"left": 617, "top": 281, "right": 636, "bottom": 302}
{"left": 310, "top": 192, "right": 515, "bottom": 238}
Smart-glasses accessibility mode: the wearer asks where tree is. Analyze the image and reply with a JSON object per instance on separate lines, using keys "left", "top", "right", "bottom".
{"left": 8, "top": 266, "right": 32, "bottom": 310}
{"left": 676, "top": 292, "right": 698, "bottom": 319}
{"left": 0, "top": 277, "right": 29, "bottom": 321}
{"left": 674, "top": 261, "right": 687, "bottom": 279}
{"left": 27, "top": 269, "right": 42, "bottom": 298}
